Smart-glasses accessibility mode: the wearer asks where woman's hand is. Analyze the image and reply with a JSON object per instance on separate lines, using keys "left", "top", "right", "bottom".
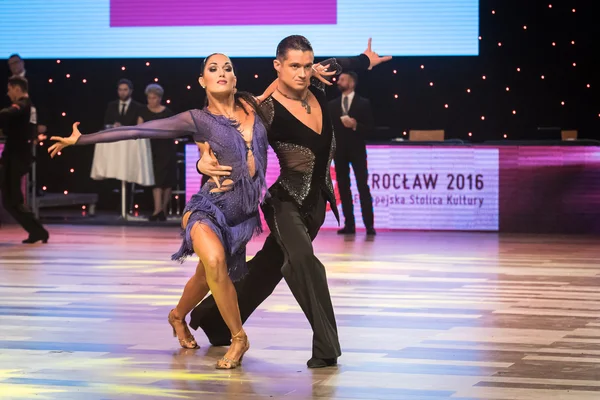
{"left": 48, "top": 122, "right": 82, "bottom": 158}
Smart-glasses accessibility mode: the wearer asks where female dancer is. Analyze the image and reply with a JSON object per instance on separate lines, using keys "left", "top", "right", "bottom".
{"left": 49, "top": 54, "right": 275, "bottom": 369}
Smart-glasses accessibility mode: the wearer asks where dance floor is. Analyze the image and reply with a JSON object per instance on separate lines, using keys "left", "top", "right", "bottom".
{"left": 1, "top": 225, "right": 600, "bottom": 399}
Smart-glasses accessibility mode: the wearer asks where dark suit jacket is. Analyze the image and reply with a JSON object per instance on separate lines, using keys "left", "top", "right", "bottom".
{"left": 23, "top": 72, "right": 46, "bottom": 126}
{"left": 328, "top": 94, "right": 374, "bottom": 153}
{"left": 0, "top": 96, "right": 35, "bottom": 163}
{"left": 104, "top": 99, "right": 143, "bottom": 127}
{"left": 4, "top": 72, "right": 46, "bottom": 126}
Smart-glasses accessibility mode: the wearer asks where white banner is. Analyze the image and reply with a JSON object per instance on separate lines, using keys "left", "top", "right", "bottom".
{"left": 186, "top": 145, "right": 499, "bottom": 231}
{"left": 323, "top": 146, "right": 499, "bottom": 230}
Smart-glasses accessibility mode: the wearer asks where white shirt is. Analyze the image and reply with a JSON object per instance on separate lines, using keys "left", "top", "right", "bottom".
{"left": 30, "top": 104, "right": 37, "bottom": 125}
{"left": 119, "top": 98, "right": 132, "bottom": 115}
{"left": 341, "top": 91, "right": 355, "bottom": 114}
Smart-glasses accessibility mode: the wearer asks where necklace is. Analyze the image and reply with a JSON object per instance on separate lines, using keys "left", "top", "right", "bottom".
{"left": 207, "top": 105, "right": 238, "bottom": 120}
{"left": 276, "top": 88, "right": 311, "bottom": 114}
{"left": 207, "top": 105, "right": 253, "bottom": 152}
{"left": 207, "top": 105, "right": 249, "bottom": 128}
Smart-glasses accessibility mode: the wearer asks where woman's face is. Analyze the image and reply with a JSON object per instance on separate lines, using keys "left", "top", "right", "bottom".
{"left": 146, "top": 92, "right": 161, "bottom": 108}
{"left": 199, "top": 53, "right": 237, "bottom": 96}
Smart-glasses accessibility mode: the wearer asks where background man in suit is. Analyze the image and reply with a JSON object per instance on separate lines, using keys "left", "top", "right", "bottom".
{"left": 0, "top": 76, "right": 49, "bottom": 243}
{"left": 104, "top": 78, "right": 142, "bottom": 128}
{"left": 92, "top": 78, "right": 153, "bottom": 214}
{"left": 328, "top": 71, "right": 375, "bottom": 235}
{"left": 7, "top": 54, "right": 47, "bottom": 139}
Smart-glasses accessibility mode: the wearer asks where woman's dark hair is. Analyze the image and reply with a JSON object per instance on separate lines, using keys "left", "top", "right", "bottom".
{"left": 200, "top": 53, "right": 269, "bottom": 125}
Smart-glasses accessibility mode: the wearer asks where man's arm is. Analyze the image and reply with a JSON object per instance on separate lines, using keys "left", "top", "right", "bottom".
{"left": 0, "top": 103, "right": 26, "bottom": 133}
{"left": 104, "top": 102, "right": 114, "bottom": 126}
{"left": 355, "top": 99, "right": 374, "bottom": 137}
{"left": 342, "top": 98, "right": 374, "bottom": 137}
{"left": 335, "top": 54, "right": 371, "bottom": 72}
{"left": 327, "top": 38, "right": 392, "bottom": 73}
{"left": 33, "top": 103, "right": 48, "bottom": 134}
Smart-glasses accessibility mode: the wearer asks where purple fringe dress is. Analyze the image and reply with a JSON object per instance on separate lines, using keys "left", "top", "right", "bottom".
{"left": 75, "top": 109, "right": 269, "bottom": 281}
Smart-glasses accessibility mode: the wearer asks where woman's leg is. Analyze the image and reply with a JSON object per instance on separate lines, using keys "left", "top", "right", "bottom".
{"left": 161, "top": 187, "right": 173, "bottom": 215}
{"left": 169, "top": 211, "right": 211, "bottom": 348}
{"left": 169, "top": 259, "right": 210, "bottom": 349}
{"left": 152, "top": 188, "right": 164, "bottom": 216}
{"left": 190, "top": 222, "right": 248, "bottom": 367}
{"left": 172, "top": 260, "right": 210, "bottom": 320}
{"left": 190, "top": 224, "right": 241, "bottom": 334}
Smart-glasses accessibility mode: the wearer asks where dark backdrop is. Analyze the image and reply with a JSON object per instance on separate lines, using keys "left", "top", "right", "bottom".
{"left": 4, "top": 1, "right": 598, "bottom": 212}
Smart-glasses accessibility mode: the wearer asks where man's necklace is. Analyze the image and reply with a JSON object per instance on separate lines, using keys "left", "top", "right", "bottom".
{"left": 276, "top": 88, "right": 311, "bottom": 114}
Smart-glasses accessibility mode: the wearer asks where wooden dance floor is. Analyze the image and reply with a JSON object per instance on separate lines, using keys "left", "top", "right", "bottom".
{"left": 1, "top": 225, "right": 599, "bottom": 399}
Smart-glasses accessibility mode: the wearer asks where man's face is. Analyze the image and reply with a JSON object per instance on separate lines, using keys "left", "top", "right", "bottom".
{"left": 118, "top": 84, "right": 132, "bottom": 101}
{"left": 7, "top": 84, "right": 20, "bottom": 102}
{"left": 274, "top": 50, "right": 314, "bottom": 91}
{"left": 337, "top": 73, "right": 354, "bottom": 92}
{"left": 8, "top": 56, "right": 24, "bottom": 76}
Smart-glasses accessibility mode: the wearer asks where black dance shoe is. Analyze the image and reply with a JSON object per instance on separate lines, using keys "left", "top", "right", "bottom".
{"left": 307, "top": 357, "right": 338, "bottom": 368}
{"left": 148, "top": 211, "right": 167, "bottom": 222}
{"left": 337, "top": 226, "right": 356, "bottom": 235}
{"left": 209, "top": 336, "right": 232, "bottom": 347}
{"left": 22, "top": 231, "right": 49, "bottom": 244}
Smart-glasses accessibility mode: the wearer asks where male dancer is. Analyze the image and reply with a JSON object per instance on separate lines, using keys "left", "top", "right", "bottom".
{"left": 191, "top": 37, "right": 390, "bottom": 368}
{"left": 0, "top": 76, "right": 49, "bottom": 243}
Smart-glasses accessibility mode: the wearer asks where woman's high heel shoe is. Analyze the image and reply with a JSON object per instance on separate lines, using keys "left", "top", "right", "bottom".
{"left": 168, "top": 309, "right": 199, "bottom": 349}
{"left": 149, "top": 211, "right": 166, "bottom": 222}
{"left": 216, "top": 329, "right": 249, "bottom": 369}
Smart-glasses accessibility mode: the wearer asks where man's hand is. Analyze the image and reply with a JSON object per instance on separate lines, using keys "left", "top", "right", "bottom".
{"left": 363, "top": 38, "right": 392, "bottom": 70}
{"left": 311, "top": 63, "right": 336, "bottom": 86}
{"left": 197, "top": 143, "right": 232, "bottom": 188}
{"left": 341, "top": 117, "right": 357, "bottom": 130}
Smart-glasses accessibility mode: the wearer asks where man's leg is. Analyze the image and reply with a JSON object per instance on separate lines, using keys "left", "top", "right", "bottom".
{"left": 262, "top": 196, "right": 341, "bottom": 365}
{"left": 189, "top": 195, "right": 329, "bottom": 345}
{"left": 0, "top": 160, "right": 47, "bottom": 238}
{"left": 351, "top": 147, "right": 374, "bottom": 230}
{"left": 334, "top": 153, "right": 355, "bottom": 230}
{"left": 189, "top": 234, "right": 284, "bottom": 344}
